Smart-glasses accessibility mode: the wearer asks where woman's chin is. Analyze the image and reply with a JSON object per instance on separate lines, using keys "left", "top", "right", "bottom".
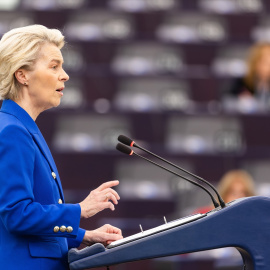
{"left": 53, "top": 98, "right": 62, "bottom": 108}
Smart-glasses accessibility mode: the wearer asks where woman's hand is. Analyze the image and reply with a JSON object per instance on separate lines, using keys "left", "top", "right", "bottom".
{"left": 79, "top": 180, "right": 120, "bottom": 219}
{"left": 82, "top": 224, "right": 123, "bottom": 246}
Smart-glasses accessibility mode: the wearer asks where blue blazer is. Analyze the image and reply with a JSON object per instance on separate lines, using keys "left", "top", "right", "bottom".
{"left": 0, "top": 100, "right": 85, "bottom": 270}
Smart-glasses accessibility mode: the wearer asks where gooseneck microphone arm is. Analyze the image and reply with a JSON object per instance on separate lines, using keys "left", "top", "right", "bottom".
{"left": 116, "top": 143, "right": 220, "bottom": 208}
{"left": 118, "top": 135, "right": 226, "bottom": 208}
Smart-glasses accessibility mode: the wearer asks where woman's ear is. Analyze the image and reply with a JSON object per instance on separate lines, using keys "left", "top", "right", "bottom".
{"left": 14, "top": 69, "right": 28, "bottom": 86}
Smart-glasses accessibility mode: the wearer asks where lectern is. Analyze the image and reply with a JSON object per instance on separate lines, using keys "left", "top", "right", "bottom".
{"left": 69, "top": 196, "right": 270, "bottom": 270}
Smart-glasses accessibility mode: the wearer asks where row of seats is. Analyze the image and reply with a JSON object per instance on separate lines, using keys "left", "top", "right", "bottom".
{"left": 0, "top": 10, "right": 268, "bottom": 42}
{"left": 0, "top": 0, "right": 268, "bottom": 13}
{"left": 34, "top": 110, "right": 270, "bottom": 155}
{"left": 53, "top": 149, "right": 270, "bottom": 215}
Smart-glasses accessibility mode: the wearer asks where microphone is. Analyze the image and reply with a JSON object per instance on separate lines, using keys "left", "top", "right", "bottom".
{"left": 118, "top": 135, "right": 226, "bottom": 208}
{"left": 116, "top": 143, "right": 220, "bottom": 208}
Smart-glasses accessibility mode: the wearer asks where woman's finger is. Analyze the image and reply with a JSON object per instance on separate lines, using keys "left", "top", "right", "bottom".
{"left": 102, "top": 187, "right": 120, "bottom": 200}
{"left": 100, "top": 201, "right": 115, "bottom": 211}
{"left": 108, "top": 226, "right": 122, "bottom": 235}
{"left": 103, "top": 192, "right": 118, "bottom": 205}
{"left": 103, "top": 192, "right": 115, "bottom": 202}
{"left": 96, "top": 180, "right": 119, "bottom": 192}
{"left": 104, "top": 232, "right": 123, "bottom": 242}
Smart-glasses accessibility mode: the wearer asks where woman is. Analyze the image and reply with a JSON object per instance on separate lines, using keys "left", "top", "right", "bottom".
{"left": 217, "top": 169, "right": 255, "bottom": 203}
{"left": 190, "top": 170, "right": 256, "bottom": 265}
{"left": 0, "top": 25, "right": 122, "bottom": 269}
{"left": 229, "top": 43, "right": 270, "bottom": 98}
{"left": 195, "top": 169, "right": 255, "bottom": 214}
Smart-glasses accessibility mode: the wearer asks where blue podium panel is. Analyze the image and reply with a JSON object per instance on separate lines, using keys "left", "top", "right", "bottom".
{"left": 69, "top": 196, "right": 270, "bottom": 270}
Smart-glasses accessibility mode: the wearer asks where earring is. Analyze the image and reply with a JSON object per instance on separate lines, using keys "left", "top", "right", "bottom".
{"left": 24, "top": 82, "right": 27, "bottom": 85}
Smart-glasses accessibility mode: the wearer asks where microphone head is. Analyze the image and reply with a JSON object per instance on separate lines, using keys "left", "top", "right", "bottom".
{"left": 118, "top": 135, "right": 135, "bottom": 147}
{"left": 116, "top": 143, "right": 134, "bottom": 155}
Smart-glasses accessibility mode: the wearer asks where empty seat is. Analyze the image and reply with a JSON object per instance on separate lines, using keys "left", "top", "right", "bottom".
{"left": 111, "top": 42, "right": 184, "bottom": 75}
{"left": 211, "top": 45, "right": 250, "bottom": 77}
{"left": 252, "top": 16, "right": 270, "bottom": 42}
{"left": 242, "top": 159, "right": 270, "bottom": 197}
{"left": 21, "top": 0, "right": 86, "bottom": 10}
{"left": 0, "top": 12, "right": 33, "bottom": 36}
{"left": 115, "top": 158, "right": 194, "bottom": 200}
{"left": 108, "top": 0, "right": 178, "bottom": 12}
{"left": 65, "top": 11, "right": 134, "bottom": 41}
{"left": 165, "top": 116, "right": 244, "bottom": 154}
{"left": 114, "top": 78, "right": 190, "bottom": 112}
{"left": 156, "top": 12, "right": 227, "bottom": 43}
{"left": 198, "top": 0, "right": 264, "bottom": 14}
{"left": 53, "top": 114, "right": 132, "bottom": 152}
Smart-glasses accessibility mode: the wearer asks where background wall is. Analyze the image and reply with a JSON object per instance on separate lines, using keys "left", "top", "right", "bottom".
{"left": 1, "top": 0, "right": 270, "bottom": 269}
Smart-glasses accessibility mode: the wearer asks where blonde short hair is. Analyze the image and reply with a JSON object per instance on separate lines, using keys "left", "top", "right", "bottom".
{"left": 218, "top": 169, "right": 255, "bottom": 202}
{"left": 244, "top": 42, "right": 270, "bottom": 89}
{"left": 0, "top": 24, "right": 65, "bottom": 100}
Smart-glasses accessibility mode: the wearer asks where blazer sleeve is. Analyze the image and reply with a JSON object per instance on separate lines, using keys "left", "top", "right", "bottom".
{"left": 0, "top": 123, "right": 81, "bottom": 239}
{"left": 67, "top": 228, "right": 86, "bottom": 249}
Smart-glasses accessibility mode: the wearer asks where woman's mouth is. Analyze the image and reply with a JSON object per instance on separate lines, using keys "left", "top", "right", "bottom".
{"left": 56, "top": 87, "right": 64, "bottom": 96}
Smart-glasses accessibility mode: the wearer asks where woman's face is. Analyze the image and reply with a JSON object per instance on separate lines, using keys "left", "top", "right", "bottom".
{"left": 255, "top": 47, "right": 270, "bottom": 82}
{"left": 225, "top": 181, "right": 248, "bottom": 203}
{"left": 25, "top": 43, "right": 69, "bottom": 112}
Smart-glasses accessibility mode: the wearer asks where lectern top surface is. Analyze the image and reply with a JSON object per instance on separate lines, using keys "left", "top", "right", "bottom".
{"left": 107, "top": 213, "right": 206, "bottom": 249}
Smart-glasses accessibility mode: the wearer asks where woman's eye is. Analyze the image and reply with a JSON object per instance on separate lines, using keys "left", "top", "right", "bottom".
{"left": 52, "top": 65, "right": 58, "bottom": 69}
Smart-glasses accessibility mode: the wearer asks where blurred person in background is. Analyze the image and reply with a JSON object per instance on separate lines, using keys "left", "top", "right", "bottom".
{"left": 189, "top": 170, "right": 256, "bottom": 268}
{"left": 229, "top": 43, "right": 270, "bottom": 104}
{"left": 195, "top": 169, "right": 256, "bottom": 214}
{"left": 0, "top": 25, "right": 122, "bottom": 270}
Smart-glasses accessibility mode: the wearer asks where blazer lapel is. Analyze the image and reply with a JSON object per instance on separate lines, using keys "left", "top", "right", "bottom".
{"left": 32, "top": 131, "right": 65, "bottom": 201}
{"left": 0, "top": 100, "right": 65, "bottom": 201}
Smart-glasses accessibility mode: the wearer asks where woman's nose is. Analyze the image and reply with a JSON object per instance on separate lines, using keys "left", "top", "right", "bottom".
{"left": 60, "top": 69, "right": 69, "bottom": 82}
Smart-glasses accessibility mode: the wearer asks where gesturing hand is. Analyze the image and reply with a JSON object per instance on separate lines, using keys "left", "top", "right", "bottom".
{"left": 82, "top": 224, "right": 123, "bottom": 246}
{"left": 79, "top": 180, "right": 120, "bottom": 219}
